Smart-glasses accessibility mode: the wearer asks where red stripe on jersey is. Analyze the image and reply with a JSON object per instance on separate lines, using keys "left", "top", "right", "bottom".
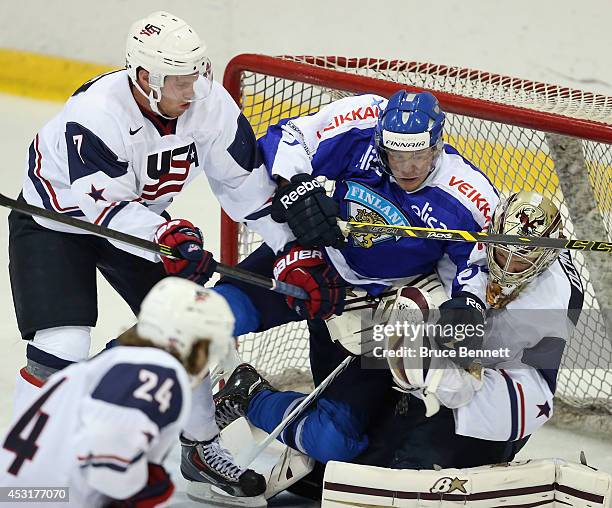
{"left": 516, "top": 382, "right": 526, "bottom": 439}
{"left": 20, "top": 367, "right": 45, "bottom": 388}
{"left": 142, "top": 170, "right": 190, "bottom": 192}
{"left": 34, "top": 135, "right": 80, "bottom": 213}
{"left": 77, "top": 453, "right": 133, "bottom": 464}
{"left": 141, "top": 184, "right": 185, "bottom": 200}
{"left": 94, "top": 201, "right": 117, "bottom": 225}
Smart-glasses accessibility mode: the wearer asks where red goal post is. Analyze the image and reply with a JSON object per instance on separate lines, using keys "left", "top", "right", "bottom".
{"left": 220, "top": 54, "right": 612, "bottom": 419}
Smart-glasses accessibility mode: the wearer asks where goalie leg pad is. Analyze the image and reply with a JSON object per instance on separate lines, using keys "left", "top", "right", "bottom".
{"left": 322, "top": 458, "right": 612, "bottom": 507}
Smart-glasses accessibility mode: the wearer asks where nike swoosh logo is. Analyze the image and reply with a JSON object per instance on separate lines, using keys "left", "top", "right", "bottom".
{"left": 282, "top": 139, "right": 300, "bottom": 146}
{"left": 129, "top": 126, "right": 143, "bottom": 135}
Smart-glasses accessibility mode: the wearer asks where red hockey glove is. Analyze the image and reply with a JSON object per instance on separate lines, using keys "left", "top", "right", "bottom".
{"left": 155, "top": 219, "right": 217, "bottom": 285}
{"left": 273, "top": 244, "right": 345, "bottom": 320}
{"left": 105, "top": 463, "right": 174, "bottom": 507}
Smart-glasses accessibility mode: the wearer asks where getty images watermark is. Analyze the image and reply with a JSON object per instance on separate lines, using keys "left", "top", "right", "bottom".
{"left": 369, "top": 321, "right": 511, "bottom": 360}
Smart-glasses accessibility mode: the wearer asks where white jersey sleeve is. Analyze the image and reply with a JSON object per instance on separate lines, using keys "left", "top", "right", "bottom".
{"left": 453, "top": 250, "right": 584, "bottom": 441}
{"left": 259, "top": 94, "right": 387, "bottom": 182}
{"left": 200, "top": 82, "right": 293, "bottom": 253}
{"left": 454, "top": 367, "right": 555, "bottom": 441}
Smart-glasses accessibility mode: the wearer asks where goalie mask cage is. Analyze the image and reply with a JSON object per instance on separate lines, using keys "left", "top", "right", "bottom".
{"left": 221, "top": 54, "right": 612, "bottom": 424}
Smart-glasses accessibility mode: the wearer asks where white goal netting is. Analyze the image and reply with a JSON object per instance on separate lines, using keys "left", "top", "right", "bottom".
{"left": 221, "top": 55, "right": 612, "bottom": 421}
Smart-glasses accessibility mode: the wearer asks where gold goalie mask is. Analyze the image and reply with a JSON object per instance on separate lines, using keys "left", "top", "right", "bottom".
{"left": 486, "top": 191, "right": 563, "bottom": 309}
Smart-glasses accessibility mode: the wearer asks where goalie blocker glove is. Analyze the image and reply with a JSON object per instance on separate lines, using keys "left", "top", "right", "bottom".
{"left": 273, "top": 244, "right": 346, "bottom": 320}
{"left": 155, "top": 219, "right": 217, "bottom": 286}
{"left": 271, "top": 173, "right": 346, "bottom": 248}
{"left": 433, "top": 292, "right": 486, "bottom": 369}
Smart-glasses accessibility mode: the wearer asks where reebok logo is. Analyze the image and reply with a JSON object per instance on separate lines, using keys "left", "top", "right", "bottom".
{"left": 273, "top": 249, "right": 323, "bottom": 278}
{"left": 279, "top": 179, "right": 322, "bottom": 209}
{"left": 466, "top": 297, "right": 485, "bottom": 318}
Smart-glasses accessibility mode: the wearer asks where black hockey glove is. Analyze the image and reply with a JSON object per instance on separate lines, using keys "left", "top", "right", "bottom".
{"left": 271, "top": 173, "right": 346, "bottom": 249}
{"left": 432, "top": 292, "right": 486, "bottom": 369}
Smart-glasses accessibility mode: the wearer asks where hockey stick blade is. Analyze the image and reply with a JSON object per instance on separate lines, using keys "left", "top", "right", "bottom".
{"left": 340, "top": 220, "right": 612, "bottom": 253}
{"left": 0, "top": 193, "right": 308, "bottom": 300}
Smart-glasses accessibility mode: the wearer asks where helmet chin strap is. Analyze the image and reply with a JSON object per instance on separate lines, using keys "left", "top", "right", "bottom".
{"left": 132, "top": 79, "right": 178, "bottom": 120}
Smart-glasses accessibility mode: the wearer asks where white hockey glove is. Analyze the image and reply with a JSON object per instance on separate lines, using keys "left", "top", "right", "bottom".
{"left": 382, "top": 274, "right": 483, "bottom": 416}
{"left": 326, "top": 273, "right": 447, "bottom": 356}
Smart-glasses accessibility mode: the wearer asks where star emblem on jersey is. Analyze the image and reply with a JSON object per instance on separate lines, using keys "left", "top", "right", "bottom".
{"left": 536, "top": 401, "right": 551, "bottom": 418}
{"left": 87, "top": 185, "right": 106, "bottom": 202}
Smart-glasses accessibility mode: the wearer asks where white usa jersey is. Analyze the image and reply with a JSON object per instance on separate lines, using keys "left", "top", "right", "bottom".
{"left": 454, "top": 250, "right": 584, "bottom": 441}
{"left": 0, "top": 347, "right": 191, "bottom": 507}
{"left": 21, "top": 70, "right": 291, "bottom": 259}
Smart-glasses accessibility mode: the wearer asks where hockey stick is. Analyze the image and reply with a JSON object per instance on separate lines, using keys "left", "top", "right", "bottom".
{"left": 242, "top": 355, "right": 355, "bottom": 467}
{"left": 339, "top": 220, "right": 612, "bottom": 253}
{"left": 0, "top": 193, "right": 308, "bottom": 300}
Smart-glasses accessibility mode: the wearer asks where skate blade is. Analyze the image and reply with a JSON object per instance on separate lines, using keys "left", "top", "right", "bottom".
{"left": 185, "top": 480, "right": 267, "bottom": 507}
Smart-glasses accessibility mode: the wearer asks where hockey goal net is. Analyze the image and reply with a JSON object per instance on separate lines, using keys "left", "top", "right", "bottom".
{"left": 221, "top": 55, "right": 612, "bottom": 425}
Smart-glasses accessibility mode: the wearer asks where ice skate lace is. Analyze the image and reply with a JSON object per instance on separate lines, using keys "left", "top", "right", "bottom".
{"left": 216, "top": 397, "right": 245, "bottom": 428}
{"left": 201, "top": 438, "right": 244, "bottom": 481}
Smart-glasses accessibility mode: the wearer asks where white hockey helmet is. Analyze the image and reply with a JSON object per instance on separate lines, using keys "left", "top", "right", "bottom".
{"left": 125, "top": 11, "right": 213, "bottom": 117}
{"left": 137, "top": 277, "right": 235, "bottom": 387}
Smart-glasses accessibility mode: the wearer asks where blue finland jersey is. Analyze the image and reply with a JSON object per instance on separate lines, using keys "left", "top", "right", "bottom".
{"left": 259, "top": 94, "right": 500, "bottom": 298}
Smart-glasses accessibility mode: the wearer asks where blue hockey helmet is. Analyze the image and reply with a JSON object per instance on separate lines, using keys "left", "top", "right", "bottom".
{"left": 375, "top": 91, "right": 446, "bottom": 172}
